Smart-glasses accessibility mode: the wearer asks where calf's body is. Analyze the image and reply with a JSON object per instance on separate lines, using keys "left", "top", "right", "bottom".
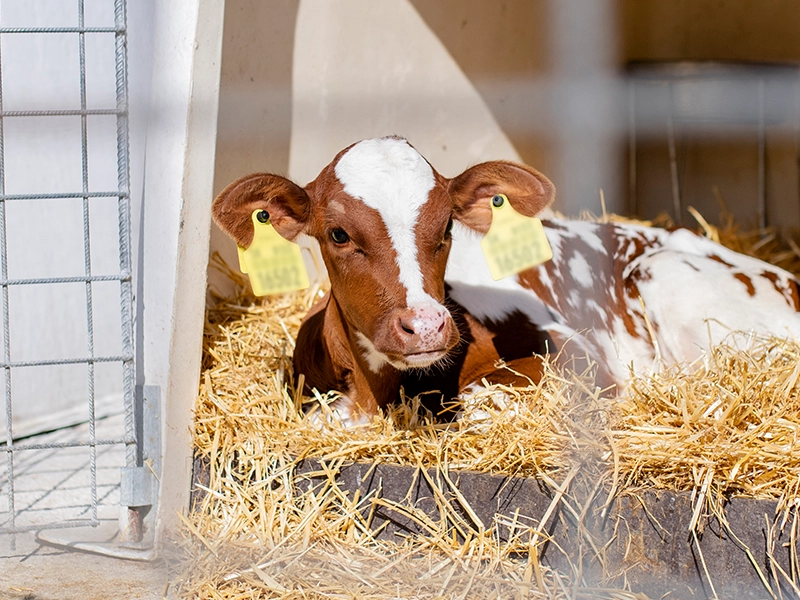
{"left": 213, "top": 137, "right": 800, "bottom": 425}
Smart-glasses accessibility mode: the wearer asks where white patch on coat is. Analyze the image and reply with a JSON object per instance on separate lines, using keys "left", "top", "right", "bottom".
{"left": 335, "top": 138, "right": 438, "bottom": 307}
{"left": 446, "top": 221, "right": 560, "bottom": 326}
{"left": 633, "top": 247, "right": 800, "bottom": 366}
{"left": 355, "top": 331, "right": 389, "bottom": 373}
{"left": 549, "top": 220, "right": 607, "bottom": 255}
{"left": 585, "top": 299, "right": 605, "bottom": 317}
{"left": 355, "top": 331, "right": 416, "bottom": 372}
{"left": 306, "top": 397, "right": 372, "bottom": 429}
{"left": 568, "top": 253, "right": 592, "bottom": 288}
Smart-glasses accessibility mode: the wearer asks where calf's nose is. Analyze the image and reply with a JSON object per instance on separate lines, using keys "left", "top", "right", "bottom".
{"left": 393, "top": 305, "right": 449, "bottom": 350}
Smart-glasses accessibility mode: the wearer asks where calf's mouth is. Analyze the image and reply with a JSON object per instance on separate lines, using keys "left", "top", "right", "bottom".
{"left": 396, "top": 348, "right": 451, "bottom": 369}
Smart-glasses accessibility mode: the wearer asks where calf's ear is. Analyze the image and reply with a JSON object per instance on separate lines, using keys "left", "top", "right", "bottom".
{"left": 448, "top": 161, "right": 555, "bottom": 234}
{"left": 212, "top": 173, "right": 310, "bottom": 247}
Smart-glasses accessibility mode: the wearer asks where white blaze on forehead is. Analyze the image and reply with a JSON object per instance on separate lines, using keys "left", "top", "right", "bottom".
{"left": 335, "top": 138, "right": 437, "bottom": 306}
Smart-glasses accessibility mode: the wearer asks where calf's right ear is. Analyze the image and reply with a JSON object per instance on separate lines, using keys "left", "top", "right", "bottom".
{"left": 212, "top": 173, "right": 310, "bottom": 247}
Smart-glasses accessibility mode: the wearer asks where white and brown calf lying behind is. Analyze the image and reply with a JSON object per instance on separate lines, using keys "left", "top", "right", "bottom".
{"left": 213, "top": 137, "right": 800, "bottom": 425}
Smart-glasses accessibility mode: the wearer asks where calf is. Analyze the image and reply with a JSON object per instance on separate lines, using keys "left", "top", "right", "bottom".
{"left": 213, "top": 137, "right": 800, "bottom": 424}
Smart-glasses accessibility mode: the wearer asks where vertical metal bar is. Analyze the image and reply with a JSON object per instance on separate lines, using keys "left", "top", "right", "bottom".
{"left": 113, "top": 0, "right": 135, "bottom": 472}
{"left": 0, "top": 15, "right": 15, "bottom": 550}
{"left": 113, "top": 0, "right": 140, "bottom": 540}
{"left": 757, "top": 78, "right": 766, "bottom": 230}
{"left": 78, "top": 0, "right": 99, "bottom": 525}
{"left": 667, "top": 82, "right": 682, "bottom": 225}
{"left": 628, "top": 79, "right": 637, "bottom": 217}
{"left": 796, "top": 75, "right": 800, "bottom": 228}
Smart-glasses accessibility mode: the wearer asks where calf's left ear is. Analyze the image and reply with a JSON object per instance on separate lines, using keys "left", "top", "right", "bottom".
{"left": 212, "top": 173, "right": 310, "bottom": 247}
{"left": 448, "top": 161, "right": 555, "bottom": 234}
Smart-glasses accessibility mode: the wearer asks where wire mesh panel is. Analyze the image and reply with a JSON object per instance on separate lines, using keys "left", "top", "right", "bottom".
{"left": 0, "top": 0, "right": 135, "bottom": 537}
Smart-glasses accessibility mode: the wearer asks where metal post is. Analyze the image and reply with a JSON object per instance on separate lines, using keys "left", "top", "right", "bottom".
{"left": 628, "top": 79, "right": 637, "bottom": 217}
{"left": 110, "top": 0, "right": 142, "bottom": 542}
{"left": 0, "top": 9, "right": 16, "bottom": 552}
{"left": 667, "top": 82, "right": 682, "bottom": 225}
{"left": 78, "top": 0, "right": 100, "bottom": 529}
{"left": 757, "top": 78, "right": 766, "bottom": 230}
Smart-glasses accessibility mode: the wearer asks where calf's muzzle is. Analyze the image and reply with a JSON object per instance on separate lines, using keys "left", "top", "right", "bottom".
{"left": 377, "top": 304, "right": 458, "bottom": 368}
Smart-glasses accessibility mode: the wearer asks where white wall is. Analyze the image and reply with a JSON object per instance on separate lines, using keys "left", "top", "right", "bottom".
{"left": 137, "top": 0, "right": 225, "bottom": 548}
{"left": 289, "top": 0, "right": 522, "bottom": 183}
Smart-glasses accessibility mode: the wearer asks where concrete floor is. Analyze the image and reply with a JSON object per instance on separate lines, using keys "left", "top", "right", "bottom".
{"left": 0, "top": 530, "right": 170, "bottom": 600}
{"left": 1, "top": 414, "right": 171, "bottom": 599}
{"left": 1, "top": 413, "right": 127, "bottom": 532}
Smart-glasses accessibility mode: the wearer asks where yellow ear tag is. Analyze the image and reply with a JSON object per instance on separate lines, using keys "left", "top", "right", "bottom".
{"left": 237, "top": 210, "right": 309, "bottom": 296}
{"left": 480, "top": 194, "right": 553, "bottom": 280}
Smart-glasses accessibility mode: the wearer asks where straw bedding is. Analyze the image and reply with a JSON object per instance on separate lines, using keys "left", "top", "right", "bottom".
{"left": 172, "top": 216, "right": 800, "bottom": 599}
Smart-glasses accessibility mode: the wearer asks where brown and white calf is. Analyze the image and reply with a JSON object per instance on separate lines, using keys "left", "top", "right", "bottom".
{"left": 213, "top": 137, "right": 800, "bottom": 425}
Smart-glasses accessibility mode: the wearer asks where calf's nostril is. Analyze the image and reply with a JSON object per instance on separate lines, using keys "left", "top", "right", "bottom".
{"left": 399, "top": 319, "right": 415, "bottom": 335}
{"left": 437, "top": 320, "right": 445, "bottom": 333}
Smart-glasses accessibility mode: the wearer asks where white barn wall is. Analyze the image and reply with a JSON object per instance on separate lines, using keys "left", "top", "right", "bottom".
{"left": 289, "top": 0, "right": 522, "bottom": 183}
{"left": 139, "top": 0, "right": 225, "bottom": 548}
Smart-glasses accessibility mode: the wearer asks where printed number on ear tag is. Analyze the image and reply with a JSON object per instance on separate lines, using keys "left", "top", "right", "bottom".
{"left": 480, "top": 194, "right": 553, "bottom": 280}
{"left": 238, "top": 210, "right": 309, "bottom": 296}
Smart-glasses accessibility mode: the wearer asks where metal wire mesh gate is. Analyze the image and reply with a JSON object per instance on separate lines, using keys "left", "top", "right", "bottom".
{"left": 0, "top": 0, "right": 140, "bottom": 544}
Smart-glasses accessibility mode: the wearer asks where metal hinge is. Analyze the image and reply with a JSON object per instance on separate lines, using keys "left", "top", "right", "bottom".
{"left": 37, "top": 385, "right": 162, "bottom": 560}
{"left": 120, "top": 465, "right": 155, "bottom": 507}
{"left": 120, "top": 384, "right": 162, "bottom": 509}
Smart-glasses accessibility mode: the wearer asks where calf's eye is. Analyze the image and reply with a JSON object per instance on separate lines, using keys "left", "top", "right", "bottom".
{"left": 330, "top": 228, "right": 350, "bottom": 244}
{"left": 436, "top": 217, "right": 454, "bottom": 252}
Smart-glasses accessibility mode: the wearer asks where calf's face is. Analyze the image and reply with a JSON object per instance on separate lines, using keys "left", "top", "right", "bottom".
{"left": 212, "top": 137, "right": 554, "bottom": 373}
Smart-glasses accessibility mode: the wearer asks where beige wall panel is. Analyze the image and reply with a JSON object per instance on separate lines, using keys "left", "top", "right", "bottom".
{"left": 408, "top": 0, "right": 553, "bottom": 173}
{"left": 636, "top": 133, "right": 760, "bottom": 225}
{"left": 766, "top": 130, "right": 800, "bottom": 228}
{"left": 289, "top": 0, "right": 522, "bottom": 184}
{"left": 208, "top": 0, "right": 300, "bottom": 297}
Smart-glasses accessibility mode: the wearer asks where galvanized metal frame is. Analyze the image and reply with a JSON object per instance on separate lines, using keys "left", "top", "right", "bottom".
{"left": 0, "top": 0, "right": 137, "bottom": 536}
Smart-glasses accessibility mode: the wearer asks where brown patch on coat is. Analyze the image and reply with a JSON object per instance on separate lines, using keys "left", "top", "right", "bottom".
{"left": 733, "top": 272, "right": 756, "bottom": 296}
{"left": 709, "top": 254, "right": 735, "bottom": 268}
{"left": 760, "top": 270, "right": 800, "bottom": 310}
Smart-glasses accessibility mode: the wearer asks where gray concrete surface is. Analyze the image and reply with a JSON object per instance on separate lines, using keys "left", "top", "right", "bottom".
{"left": 0, "top": 530, "right": 170, "bottom": 600}
{"left": 1, "top": 414, "right": 126, "bottom": 532}
{"left": 1, "top": 415, "right": 172, "bottom": 599}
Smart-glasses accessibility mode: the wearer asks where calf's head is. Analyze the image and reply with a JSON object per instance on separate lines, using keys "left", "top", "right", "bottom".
{"left": 212, "top": 137, "right": 554, "bottom": 372}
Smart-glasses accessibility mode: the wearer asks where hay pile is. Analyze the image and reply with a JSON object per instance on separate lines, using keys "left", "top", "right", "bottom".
{"left": 172, "top": 218, "right": 800, "bottom": 599}
{"left": 615, "top": 333, "right": 800, "bottom": 503}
